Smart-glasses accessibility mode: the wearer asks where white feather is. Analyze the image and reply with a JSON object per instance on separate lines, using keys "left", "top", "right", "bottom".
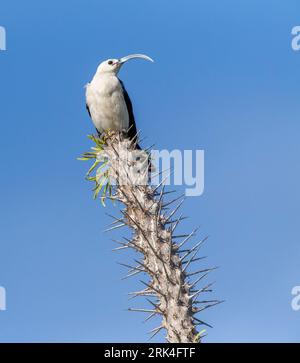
{"left": 86, "top": 73, "right": 129, "bottom": 133}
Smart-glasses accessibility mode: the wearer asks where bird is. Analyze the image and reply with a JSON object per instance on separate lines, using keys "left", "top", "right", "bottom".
{"left": 85, "top": 54, "right": 153, "bottom": 148}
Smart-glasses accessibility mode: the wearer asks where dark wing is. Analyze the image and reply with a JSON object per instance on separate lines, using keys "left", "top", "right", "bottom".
{"left": 86, "top": 103, "right": 91, "bottom": 118}
{"left": 86, "top": 103, "right": 101, "bottom": 137}
{"left": 119, "top": 79, "right": 140, "bottom": 147}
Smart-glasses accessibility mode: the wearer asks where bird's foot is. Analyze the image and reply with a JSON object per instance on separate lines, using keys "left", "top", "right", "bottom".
{"left": 101, "top": 129, "right": 114, "bottom": 144}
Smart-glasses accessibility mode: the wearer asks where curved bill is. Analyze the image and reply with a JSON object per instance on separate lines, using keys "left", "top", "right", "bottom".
{"left": 119, "top": 54, "right": 154, "bottom": 64}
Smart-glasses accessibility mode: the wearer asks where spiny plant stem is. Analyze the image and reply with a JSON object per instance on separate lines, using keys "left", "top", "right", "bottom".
{"left": 80, "top": 131, "right": 220, "bottom": 343}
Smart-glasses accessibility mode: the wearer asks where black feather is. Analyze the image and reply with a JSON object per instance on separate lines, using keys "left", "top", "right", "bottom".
{"left": 119, "top": 79, "right": 140, "bottom": 149}
{"left": 86, "top": 104, "right": 91, "bottom": 118}
{"left": 86, "top": 103, "right": 101, "bottom": 137}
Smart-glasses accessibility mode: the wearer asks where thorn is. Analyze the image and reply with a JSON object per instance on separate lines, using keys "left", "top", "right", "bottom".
{"left": 180, "top": 237, "right": 208, "bottom": 262}
{"left": 122, "top": 236, "right": 132, "bottom": 243}
{"left": 112, "top": 238, "right": 140, "bottom": 250}
{"left": 122, "top": 272, "right": 141, "bottom": 280}
{"left": 134, "top": 260, "right": 156, "bottom": 276}
{"left": 182, "top": 256, "right": 207, "bottom": 265}
{"left": 163, "top": 194, "right": 185, "bottom": 208}
{"left": 189, "top": 271, "right": 210, "bottom": 289}
{"left": 189, "top": 282, "right": 215, "bottom": 300}
{"left": 170, "top": 214, "right": 184, "bottom": 233}
{"left": 193, "top": 317, "right": 213, "bottom": 329}
{"left": 165, "top": 198, "right": 186, "bottom": 223}
{"left": 106, "top": 219, "right": 125, "bottom": 227}
{"left": 194, "top": 299, "right": 223, "bottom": 305}
{"left": 128, "top": 290, "right": 156, "bottom": 299}
{"left": 164, "top": 216, "right": 187, "bottom": 225}
{"left": 151, "top": 171, "right": 173, "bottom": 194}
{"left": 112, "top": 245, "right": 129, "bottom": 251}
{"left": 151, "top": 167, "right": 172, "bottom": 180}
{"left": 189, "top": 289, "right": 203, "bottom": 301}
{"left": 153, "top": 190, "right": 176, "bottom": 197}
{"left": 182, "top": 250, "right": 199, "bottom": 273}
{"left": 128, "top": 308, "right": 159, "bottom": 314}
{"left": 110, "top": 143, "right": 120, "bottom": 158}
{"left": 144, "top": 144, "right": 155, "bottom": 153}
{"left": 140, "top": 280, "right": 165, "bottom": 298}
{"left": 111, "top": 239, "right": 132, "bottom": 249}
{"left": 144, "top": 312, "right": 156, "bottom": 323}
{"left": 117, "top": 185, "right": 131, "bottom": 203}
{"left": 103, "top": 223, "right": 126, "bottom": 233}
{"left": 148, "top": 325, "right": 164, "bottom": 340}
{"left": 129, "top": 129, "right": 142, "bottom": 145}
{"left": 121, "top": 237, "right": 144, "bottom": 253}
{"left": 146, "top": 298, "right": 164, "bottom": 314}
{"left": 122, "top": 270, "right": 144, "bottom": 280}
{"left": 153, "top": 190, "right": 177, "bottom": 197}
{"left": 105, "top": 213, "right": 125, "bottom": 225}
{"left": 187, "top": 267, "right": 218, "bottom": 278}
{"left": 155, "top": 184, "right": 165, "bottom": 236}
{"left": 128, "top": 288, "right": 152, "bottom": 296}
{"left": 193, "top": 301, "right": 224, "bottom": 314}
{"left": 117, "top": 261, "right": 144, "bottom": 272}
{"left": 149, "top": 325, "right": 164, "bottom": 334}
{"left": 129, "top": 189, "right": 146, "bottom": 212}
{"left": 177, "top": 228, "right": 199, "bottom": 249}
{"left": 172, "top": 234, "right": 192, "bottom": 239}
{"left": 157, "top": 183, "right": 165, "bottom": 205}
{"left": 199, "top": 281, "right": 216, "bottom": 293}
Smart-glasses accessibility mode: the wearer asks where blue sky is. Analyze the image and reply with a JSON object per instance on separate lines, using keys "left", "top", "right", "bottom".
{"left": 0, "top": 0, "right": 300, "bottom": 342}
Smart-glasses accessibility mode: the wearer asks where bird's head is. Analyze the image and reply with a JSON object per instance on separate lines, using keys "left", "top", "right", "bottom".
{"left": 96, "top": 54, "right": 154, "bottom": 75}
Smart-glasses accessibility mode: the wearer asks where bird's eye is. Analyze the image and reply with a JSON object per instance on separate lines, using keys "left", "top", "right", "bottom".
{"left": 108, "top": 60, "right": 113, "bottom": 65}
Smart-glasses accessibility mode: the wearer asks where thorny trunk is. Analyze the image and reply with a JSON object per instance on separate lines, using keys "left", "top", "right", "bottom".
{"left": 88, "top": 132, "right": 219, "bottom": 343}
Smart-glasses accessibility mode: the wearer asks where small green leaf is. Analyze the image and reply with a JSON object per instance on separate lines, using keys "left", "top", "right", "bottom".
{"left": 194, "top": 329, "right": 206, "bottom": 343}
{"left": 93, "top": 175, "right": 107, "bottom": 199}
{"left": 86, "top": 160, "right": 100, "bottom": 176}
{"left": 101, "top": 182, "right": 109, "bottom": 207}
{"left": 80, "top": 134, "right": 113, "bottom": 207}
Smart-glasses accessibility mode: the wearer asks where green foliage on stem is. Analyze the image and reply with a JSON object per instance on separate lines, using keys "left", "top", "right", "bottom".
{"left": 78, "top": 135, "right": 113, "bottom": 206}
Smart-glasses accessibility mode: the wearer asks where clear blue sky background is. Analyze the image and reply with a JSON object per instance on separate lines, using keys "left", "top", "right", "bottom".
{"left": 0, "top": 0, "right": 300, "bottom": 342}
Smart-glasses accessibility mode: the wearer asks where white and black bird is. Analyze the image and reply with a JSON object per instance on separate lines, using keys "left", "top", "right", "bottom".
{"left": 85, "top": 54, "right": 153, "bottom": 148}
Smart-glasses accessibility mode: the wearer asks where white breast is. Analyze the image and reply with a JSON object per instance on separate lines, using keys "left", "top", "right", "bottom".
{"left": 86, "top": 74, "right": 129, "bottom": 133}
